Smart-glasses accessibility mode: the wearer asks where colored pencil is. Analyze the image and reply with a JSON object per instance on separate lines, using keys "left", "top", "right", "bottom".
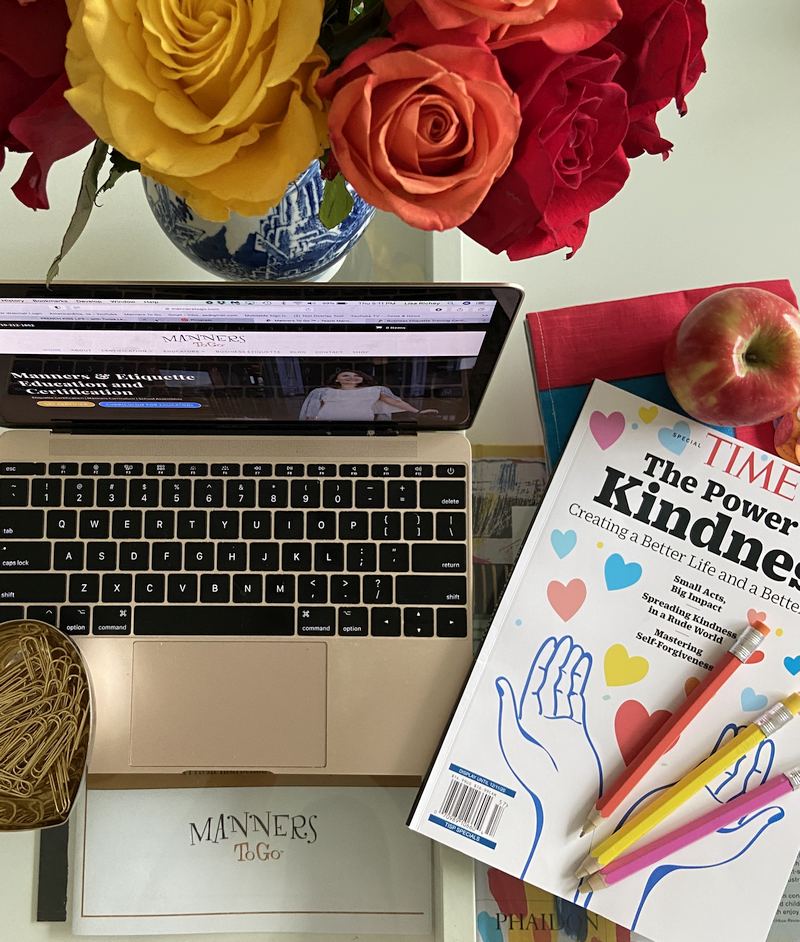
{"left": 575, "top": 693, "right": 800, "bottom": 878}
{"left": 579, "top": 621, "right": 771, "bottom": 837}
{"left": 586, "top": 767, "right": 800, "bottom": 891}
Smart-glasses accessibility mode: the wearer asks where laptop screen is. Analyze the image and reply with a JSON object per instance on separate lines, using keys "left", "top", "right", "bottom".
{"left": 0, "top": 284, "right": 520, "bottom": 431}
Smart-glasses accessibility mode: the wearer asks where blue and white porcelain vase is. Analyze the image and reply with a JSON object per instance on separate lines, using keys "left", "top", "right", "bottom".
{"left": 143, "top": 160, "right": 375, "bottom": 281}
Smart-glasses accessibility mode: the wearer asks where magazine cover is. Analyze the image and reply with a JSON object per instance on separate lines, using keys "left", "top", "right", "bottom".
{"left": 410, "top": 381, "right": 800, "bottom": 942}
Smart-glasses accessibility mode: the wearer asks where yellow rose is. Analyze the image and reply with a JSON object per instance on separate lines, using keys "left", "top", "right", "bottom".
{"left": 65, "top": 0, "right": 329, "bottom": 220}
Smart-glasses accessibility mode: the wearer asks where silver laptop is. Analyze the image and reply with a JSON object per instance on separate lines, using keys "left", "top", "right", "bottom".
{"left": 0, "top": 282, "right": 522, "bottom": 776}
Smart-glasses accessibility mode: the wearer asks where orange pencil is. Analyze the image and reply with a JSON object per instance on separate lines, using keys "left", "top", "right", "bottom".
{"left": 579, "top": 620, "right": 770, "bottom": 836}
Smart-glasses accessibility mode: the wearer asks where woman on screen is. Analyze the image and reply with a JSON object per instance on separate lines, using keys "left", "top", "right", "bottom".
{"left": 299, "top": 369, "right": 439, "bottom": 421}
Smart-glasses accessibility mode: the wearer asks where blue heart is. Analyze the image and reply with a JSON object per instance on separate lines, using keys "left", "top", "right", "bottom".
{"left": 741, "top": 687, "right": 769, "bottom": 711}
{"left": 550, "top": 529, "right": 577, "bottom": 559}
{"left": 604, "top": 553, "right": 642, "bottom": 591}
{"left": 784, "top": 656, "right": 800, "bottom": 677}
{"left": 658, "top": 421, "right": 691, "bottom": 455}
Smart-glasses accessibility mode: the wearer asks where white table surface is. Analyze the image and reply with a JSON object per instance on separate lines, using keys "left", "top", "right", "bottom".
{"left": 2, "top": 2, "right": 800, "bottom": 938}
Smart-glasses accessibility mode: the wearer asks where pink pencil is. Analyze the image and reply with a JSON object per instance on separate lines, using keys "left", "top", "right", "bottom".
{"left": 586, "top": 767, "right": 800, "bottom": 891}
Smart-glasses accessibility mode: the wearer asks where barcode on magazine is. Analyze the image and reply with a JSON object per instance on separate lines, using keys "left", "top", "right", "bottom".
{"left": 427, "top": 766, "right": 515, "bottom": 848}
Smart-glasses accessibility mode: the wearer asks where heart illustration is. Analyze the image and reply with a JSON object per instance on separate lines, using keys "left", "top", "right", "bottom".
{"left": 638, "top": 406, "right": 658, "bottom": 424}
{"left": 546, "top": 579, "right": 587, "bottom": 622}
{"left": 550, "top": 529, "right": 577, "bottom": 559}
{"left": 741, "top": 687, "right": 769, "bottom": 712}
{"left": 658, "top": 420, "right": 691, "bottom": 456}
{"left": 615, "top": 700, "right": 673, "bottom": 765}
{"left": 684, "top": 676, "right": 701, "bottom": 697}
{"left": 605, "top": 643, "right": 649, "bottom": 686}
{"left": 747, "top": 609, "right": 767, "bottom": 626}
{"left": 604, "top": 553, "right": 643, "bottom": 591}
{"left": 590, "top": 410, "right": 626, "bottom": 450}
{"left": 746, "top": 650, "right": 765, "bottom": 665}
{"left": 784, "top": 656, "right": 800, "bottom": 677}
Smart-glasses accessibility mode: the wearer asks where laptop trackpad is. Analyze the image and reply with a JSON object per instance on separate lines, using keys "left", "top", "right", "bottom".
{"left": 129, "top": 641, "right": 327, "bottom": 768}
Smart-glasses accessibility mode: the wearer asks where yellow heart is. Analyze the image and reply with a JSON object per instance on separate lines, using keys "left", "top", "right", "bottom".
{"left": 639, "top": 406, "right": 658, "bottom": 424}
{"left": 604, "top": 643, "right": 649, "bottom": 686}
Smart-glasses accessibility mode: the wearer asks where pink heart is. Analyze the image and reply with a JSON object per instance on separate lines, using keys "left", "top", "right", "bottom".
{"left": 590, "top": 410, "right": 626, "bottom": 450}
{"left": 747, "top": 609, "right": 767, "bottom": 627}
{"left": 546, "top": 579, "right": 587, "bottom": 622}
{"left": 615, "top": 700, "right": 674, "bottom": 766}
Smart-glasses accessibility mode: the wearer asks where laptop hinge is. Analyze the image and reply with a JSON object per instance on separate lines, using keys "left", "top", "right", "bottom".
{"left": 47, "top": 423, "right": 417, "bottom": 437}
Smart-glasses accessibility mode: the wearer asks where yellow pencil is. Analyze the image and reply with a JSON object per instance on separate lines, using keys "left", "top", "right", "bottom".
{"left": 575, "top": 693, "right": 800, "bottom": 878}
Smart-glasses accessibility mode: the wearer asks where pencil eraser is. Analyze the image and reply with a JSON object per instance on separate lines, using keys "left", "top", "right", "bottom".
{"left": 752, "top": 620, "right": 771, "bottom": 636}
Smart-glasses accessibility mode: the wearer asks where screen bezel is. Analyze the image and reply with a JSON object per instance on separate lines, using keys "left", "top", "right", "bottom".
{"left": 0, "top": 281, "right": 523, "bottom": 434}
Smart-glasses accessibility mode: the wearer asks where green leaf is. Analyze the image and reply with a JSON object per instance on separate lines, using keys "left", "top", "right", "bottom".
{"left": 96, "top": 148, "right": 140, "bottom": 199}
{"left": 319, "top": 173, "right": 354, "bottom": 230}
{"left": 47, "top": 139, "right": 109, "bottom": 285}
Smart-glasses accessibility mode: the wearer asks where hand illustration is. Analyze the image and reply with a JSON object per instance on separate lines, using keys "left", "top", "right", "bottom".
{"left": 496, "top": 634, "right": 603, "bottom": 879}
{"left": 574, "top": 724, "right": 783, "bottom": 932}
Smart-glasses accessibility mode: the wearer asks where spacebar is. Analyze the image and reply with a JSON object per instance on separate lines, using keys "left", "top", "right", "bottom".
{"left": 134, "top": 606, "right": 295, "bottom": 636}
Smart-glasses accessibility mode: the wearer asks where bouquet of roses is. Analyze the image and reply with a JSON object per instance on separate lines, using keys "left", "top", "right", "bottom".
{"left": 1, "top": 0, "right": 706, "bottom": 266}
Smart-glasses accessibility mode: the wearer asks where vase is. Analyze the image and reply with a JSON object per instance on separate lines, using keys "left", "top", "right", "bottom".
{"left": 142, "top": 161, "right": 375, "bottom": 282}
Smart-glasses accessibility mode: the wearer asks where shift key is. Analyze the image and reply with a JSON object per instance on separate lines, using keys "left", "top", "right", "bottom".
{"left": 0, "top": 510, "right": 44, "bottom": 538}
{"left": 396, "top": 575, "right": 467, "bottom": 605}
{"left": 0, "top": 574, "right": 66, "bottom": 603}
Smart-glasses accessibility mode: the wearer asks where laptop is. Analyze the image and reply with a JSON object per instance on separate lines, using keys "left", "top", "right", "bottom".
{"left": 0, "top": 282, "right": 522, "bottom": 776}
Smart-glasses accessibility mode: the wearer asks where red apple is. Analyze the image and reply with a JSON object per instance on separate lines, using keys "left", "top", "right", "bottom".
{"left": 664, "top": 287, "right": 800, "bottom": 426}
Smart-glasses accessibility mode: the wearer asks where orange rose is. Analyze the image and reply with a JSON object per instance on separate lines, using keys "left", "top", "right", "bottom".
{"left": 317, "top": 39, "right": 520, "bottom": 230}
{"left": 386, "top": 0, "right": 622, "bottom": 53}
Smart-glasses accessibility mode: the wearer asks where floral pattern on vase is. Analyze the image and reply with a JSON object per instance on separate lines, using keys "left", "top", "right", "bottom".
{"left": 143, "top": 161, "right": 375, "bottom": 281}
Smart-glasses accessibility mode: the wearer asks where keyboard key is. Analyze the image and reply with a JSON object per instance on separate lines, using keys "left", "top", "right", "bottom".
{"left": 314, "top": 544, "right": 344, "bottom": 572}
{"left": 53, "top": 542, "right": 84, "bottom": 570}
{"left": 403, "top": 464, "right": 433, "bottom": 478}
{"left": 81, "top": 462, "right": 111, "bottom": 476}
{"left": 46, "top": 510, "right": 76, "bottom": 539}
{"left": 330, "top": 575, "right": 359, "bottom": 603}
{"left": 436, "top": 464, "right": 467, "bottom": 478}
{"left": 59, "top": 606, "right": 90, "bottom": 636}
{"left": 134, "top": 605, "right": 294, "bottom": 636}
{"left": 152, "top": 542, "right": 182, "bottom": 571}
{"left": 0, "top": 478, "right": 28, "bottom": 506}
{"left": 282, "top": 543, "right": 311, "bottom": 571}
{"left": 93, "top": 606, "right": 131, "bottom": 635}
{"left": 379, "top": 544, "right": 409, "bottom": 572}
{"left": 64, "top": 479, "right": 94, "bottom": 506}
{"left": 307, "top": 464, "right": 336, "bottom": 477}
{"left": 185, "top": 542, "right": 214, "bottom": 570}
{"left": 48, "top": 462, "right": 78, "bottom": 476}
{"left": 259, "top": 480, "right": 288, "bottom": 507}
{"left": 338, "top": 511, "right": 368, "bottom": 540}
{"left": 338, "top": 607, "right": 368, "bottom": 636}
{"left": 194, "top": 479, "right": 223, "bottom": 507}
{"left": 404, "top": 607, "right": 434, "bottom": 637}
{"left": 411, "top": 544, "right": 467, "bottom": 573}
{"left": 31, "top": 479, "right": 62, "bottom": 507}
{"left": 243, "top": 463, "right": 272, "bottom": 476}
{"left": 274, "top": 510, "right": 304, "bottom": 540}
{"left": 0, "top": 605, "right": 24, "bottom": 623}
{"left": 363, "top": 575, "right": 392, "bottom": 604}
{"left": 217, "top": 542, "right": 246, "bottom": 571}
{"left": 396, "top": 576, "right": 467, "bottom": 605}
{"left": 346, "top": 544, "right": 376, "bottom": 572}
{"left": 68, "top": 574, "right": 99, "bottom": 602}
{"left": 86, "top": 542, "right": 117, "bottom": 571}
{"left": 79, "top": 510, "right": 110, "bottom": 539}
{"left": 298, "top": 606, "right": 334, "bottom": 636}
{"left": 372, "top": 464, "right": 401, "bottom": 477}
{"left": 322, "top": 480, "right": 352, "bottom": 508}
{"left": 0, "top": 462, "right": 44, "bottom": 475}
{"left": 291, "top": 480, "right": 319, "bottom": 508}
{"left": 437, "top": 608, "right": 468, "bottom": 638}
{"left": 129, "top": 480, "right": 160, "bottom": 506}
{"left": 145, "top": 511, "right": 175, "bottom": 539}
{"left": 307, "top": 511, "right": 336, "bottom": 540}
{"left": 200, "top": 574, "right": 229, "bottom": 602}
{"left": 0, "top": 543, "right": 50, "bottom": 570}
{"left": 248, "top": 542, "right": 279, "bottom": 571}
{"left": 225, "top": 479, "right": 255, "bottom": 508}
{"left": 136, "top": 574, "right": 166, "bottom": 602}
{"left": 232, "top": 575, "right": 262, "bottom": 603}
{"left": 388, "top": 481, "right": 417, "bottom": 508}
{"left": 119, "top": 542, "right": 149, "bottom": 570}
{"left": 162, "top": 479, "right": 191, "bottom": 507}
{"left": 102, "top": 574, "right": 132, "bottom": 603}
{"left": 167, "top": 574, "right": 198, "bottom": 603}
{"left": 242, "top": 511, "right": 271, "bottom": 539}
{"left": 371, "top": 608, "right": 401, "bottom": 636}
{"left": 177, "top": 511, "right": 207, "bottom": 539}
{"left": 2, "top": 510, "right": 44, "bottom": 539}
{"left": 27, "top": 605, "right": 58, "bottom": 626}
{"left": 298, "top": 575, "right": 327, "bottom": 603}
{"left": 339, "top": 464, "right": 368, "bottom": 477}
{"left": 96, "top": 479, "right": 127, "bottom": 506}
{"left": 355, "top": 480, "right": 384, "bottom": 508}
{"left": 113, "top": 462, "right": 143, "bottom": 476}
{"left": 146, "top": 462, "right": 175, "bottom": 476}
{"left": 420, "top": 481, "right": 466, "bottom": 509}
{"left": 179, "top": 463, "right": 208, "bottom": 476}
{"left": 209, "top": 511, "right": 239, "bottom": 540}
{"left": 211, "top": 463, "right": 240, "bottom": 476}
{"left": 112, "top": 510, "right": 142, "bottom": 539}
{"left": 266, "top": 574, "right": 295, "bottom": 602}
{"left": 436, "top": 512, "right": 467, "bottom": 541}
{"left": 404, "top": 512, "right": 433, "bottom": 541}
{"left": 371, "top": 512, "right": 401, "bottom": 541}
{"left": 276, "top": 463, "right": 304, "bottom": 477}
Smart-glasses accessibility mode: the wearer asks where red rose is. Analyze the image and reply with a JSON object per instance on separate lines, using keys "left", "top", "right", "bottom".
{"left": 0, "top": 0, "right": 94, "bottom": 209}
{"left": 461, "top": 42, "right": 629, "bottom": 259}
{"left": 603, "top": 0, "right": 708, "bottom": 157}
{"left": 317, "top": 36, "right": 521, "bottom": 230}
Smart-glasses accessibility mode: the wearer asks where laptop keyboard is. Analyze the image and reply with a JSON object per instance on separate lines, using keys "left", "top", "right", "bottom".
{"left": 0, "top": 461, "right": 469, "bottom": 639}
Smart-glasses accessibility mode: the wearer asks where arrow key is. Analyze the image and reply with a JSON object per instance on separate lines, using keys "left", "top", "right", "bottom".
{"left": 436, "top": 608, "right": 468, "bottom": 638}
{"left": 403, "top": 607, "right": 434, "bottom": 637}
